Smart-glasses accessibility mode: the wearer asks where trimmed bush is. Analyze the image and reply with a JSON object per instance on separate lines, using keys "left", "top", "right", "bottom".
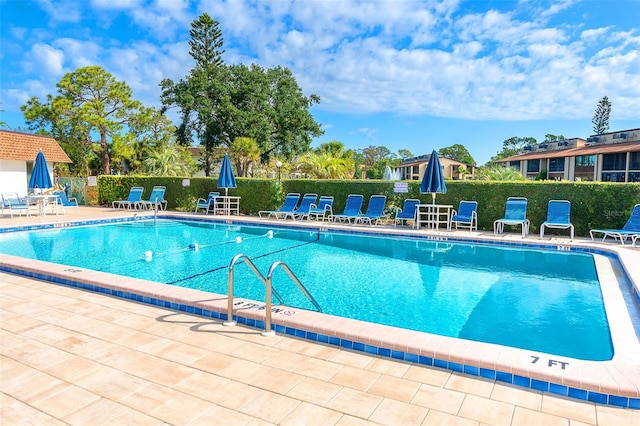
{"left": 98, "top": 176, "right": 640, "bottom": 237}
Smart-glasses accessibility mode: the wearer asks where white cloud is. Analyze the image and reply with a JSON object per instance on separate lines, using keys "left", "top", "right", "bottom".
{"left": 4, "top": 0, "right": 639, "bottom": 124}
{"left": 25, "top": 43, "right": 65, "bottom": 76}
{"left": 355, "top": 127, "right": 378, "bottom": 140}
{"left": 36, "top": 0, "right": 82, "bottom": 22}
{"left": 538, "top": 0, "right": 575, "bottom": 19}
{"left": 90, "top": 0, "right": 142, "bottom": 9}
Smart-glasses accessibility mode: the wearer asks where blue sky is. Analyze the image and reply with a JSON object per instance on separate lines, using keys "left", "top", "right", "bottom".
{"left": 1, "top": 0, "right": 639, "bottom": 165}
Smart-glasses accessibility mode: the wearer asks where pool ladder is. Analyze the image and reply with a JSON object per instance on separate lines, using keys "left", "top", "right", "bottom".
{"left": 223, "top": 253, "right": 322, "bottom": 336}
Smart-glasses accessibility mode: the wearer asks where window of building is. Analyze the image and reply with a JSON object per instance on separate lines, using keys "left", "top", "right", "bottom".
{"left": 412, "top": 165, "right": 419, "bottom": 175}
{"left": 509, "top": 161, "right": 520, "bottom": 169}
{"left": 575, "top": 155, "right": 595, "bottom": 167}
{"left": 628, "top": 172, "right": 640, "bottom": 182}
{"left": 601, "top": 172, "right": 626, "bottom": 182}
{"left": 526, "top": 159, "right": 540, "bottom": 173}
{"left": 548, "top": 158, "right": 564, "bottom": 172}
{"left": 629, "top": 152, "right": 639, "bottom": 170}
{"left": 602, "top": 153, "right": 626, "bottom": 171}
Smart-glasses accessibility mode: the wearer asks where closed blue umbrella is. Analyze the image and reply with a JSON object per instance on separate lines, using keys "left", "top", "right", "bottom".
{"left": 217, "top": 154, "right": 237, "bottom": 196}
{"left": 420, "top": 150, "right": 447, "bottom": 204}
{"left": 29, "top": 150, "right": 53, "bottom": 191}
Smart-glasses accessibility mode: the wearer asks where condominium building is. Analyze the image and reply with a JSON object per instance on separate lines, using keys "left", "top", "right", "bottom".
{"left": 494, "top": 129, "right": 640, "bottom": 182}
{"left": 395, "top": 154, "right": 476, "bottom": 181}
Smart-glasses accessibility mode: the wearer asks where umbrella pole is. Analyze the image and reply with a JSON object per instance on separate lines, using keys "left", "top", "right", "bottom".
{"left": 431, "top": 193, "right": 436, "bottom": 204}
{"left": 225, "top": 188, "right": 229, "bottom": 215}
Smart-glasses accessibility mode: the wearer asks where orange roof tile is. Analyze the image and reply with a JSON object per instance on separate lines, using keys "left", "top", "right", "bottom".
{"left": 0, "top": 130, "right": 72, "bottom": 163}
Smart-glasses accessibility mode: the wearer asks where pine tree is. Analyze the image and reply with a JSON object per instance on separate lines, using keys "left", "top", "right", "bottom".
{"left": 189, "top": 13, "right": 225, "bottom": 69}
{"left": 592, "top": 96, "right": 611, "bottom": 135}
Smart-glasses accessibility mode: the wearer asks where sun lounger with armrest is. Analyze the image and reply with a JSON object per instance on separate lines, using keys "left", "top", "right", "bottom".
{"left": 258, "top": 193, "right": 301, "bottom": 219}
{"left": 330, "top": 194, "right": 364, "bottom": 223}
{"left": 589, "top": 204, "right": 640, "bottom": 245}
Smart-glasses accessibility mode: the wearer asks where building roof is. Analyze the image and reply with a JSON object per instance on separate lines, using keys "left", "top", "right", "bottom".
{"left": 0, "top": 130, "right": 72, "bottom": 163}
{"left": 400, "top": 154, "right": 473, "bottom": 168}
{"left": 495, "top": 140, "right": 640, "bottom": 163}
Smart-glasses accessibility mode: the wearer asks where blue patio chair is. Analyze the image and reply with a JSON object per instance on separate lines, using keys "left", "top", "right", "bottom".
{"left": 330, "top": 194, "right": 364, "bottom": 223}
{"left": 590, "top": 204, "right": 640, "bottom": 245}
{"left": 540, "top": 200, "right": 574, "bottom": 240}
{"left": 53, "top": 190, "right": 79, "bottom": 214}
{"left": 139, "top": 186, "right": 167, "bottom": 210}
{"left": 195, "top": 192, "right": 220, "bottom": 214}
{"left": 258, "top": 193, "right": 301, "bottom": 219}
{"left": 493, "top": 197, "right": 530, "bottom": 237}
{"left": 112, "top": 187, "right": 144, "bottom": 210}
{"left": 286, "top": 193, "right": 318, "bottom": 220}
{"left": 451, "top": 200, "right": 478, "bottom": 231}
{"left": 355, "top": 195, "right": 387, "bottom": 225}
{"left": 1, "top": 193, "right": 32, "bottom": 218}
{"left": 304, "top": 196, "right": 334, "bottom": 221}
{"left": 394, "top": 199, "right": 420, "bottom": 227}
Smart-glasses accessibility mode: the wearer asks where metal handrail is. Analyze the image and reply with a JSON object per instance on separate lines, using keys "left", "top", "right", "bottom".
{"left": 224, "top": 253, "right": 285, "bottom": 327}
{"left": 266, "top": 261, "right": 322, "bottom": 313}
{"left": 224, "top": 253, "right": 321, "bottom": 336}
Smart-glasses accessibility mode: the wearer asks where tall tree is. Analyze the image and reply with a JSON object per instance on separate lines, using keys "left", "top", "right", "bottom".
{"left": 160, "top": 13, "right": 228, "bottom": 176}
{"left": 22, "top": 66, "right": 143, "bottom": 175}
{"left": 397, "top": 149, "right": 413, "bottom": 159}
{"left": 189, "top": 13, "right": 224, "bottom": 69}
{"left": 126, "top": 107, "right": 177, "bottom": 173}
{"left": 592, "top": 96, "right": 611, "bottom": 135}
{"left": 161, "top": 14, "right": 323, "bottom": 176}
{"left": 438, "top": 144, "right": 476, "bottom": 166}
{"left": 356, "top": 145, "right": 397, "bottom": 179}
{"left": 488, "top": 136, "right": 536, "bottom": 164}
{"left": 542, "top": 134, "right": 566, "bottom": 143}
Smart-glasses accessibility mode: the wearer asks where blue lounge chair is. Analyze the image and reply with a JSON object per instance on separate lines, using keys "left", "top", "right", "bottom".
{"left": 139, "top": 186, "right": 167, "bottom": 210}
{"left": 286, "top": 193, "right": 318, "bottom": 220}
{"left": 195, "top": 192, "right": 220, "bottom": 214}
{"left": 53, "top": 190, "right": 79, "bottom": 214}
{"left": 259, "top": 193, "right": 301, "bottom": 219}
{"left": 394, "top": 199, "right": 420, "bottom": 227}
{"left": 112, "top": 187, "right": 144, "bottom": 210}
{"left": 590, "top": 204, "right": 640, "bottom": 245}
{"left": 355, "top": 195, "right": 387, "bottom": 225}
{"left": 540, "top": 200, "right": 574, "bottom": 239}
{"left": 304, "top": 196, "right": 334, "bottom": 221}
{"left": 450, "top": 200, "right": 478, "bottom": 231}
{"left": 1, "top": 193, "right": 32, "bottom": 217}
{"left": 493, "top": 197, "right": 530, "bottom": 237}
{"left": 330, "top": 194, "right": 364, "bottom": 223}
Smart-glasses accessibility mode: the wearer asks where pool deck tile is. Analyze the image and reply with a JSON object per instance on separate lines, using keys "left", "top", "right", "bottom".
{"left": 2, "top": 207, "right": 640, "bottom": 424}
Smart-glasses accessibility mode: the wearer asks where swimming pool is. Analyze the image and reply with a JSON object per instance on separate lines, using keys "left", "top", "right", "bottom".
{"left": 0, "top": 218, "right": 614, "bottom": 361}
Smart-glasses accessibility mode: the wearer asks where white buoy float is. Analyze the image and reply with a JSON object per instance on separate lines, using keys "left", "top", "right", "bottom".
{"left": 267, "top": 230, "right": 274, "bottom": 238}
{"left": 144, "top": 250, "right": 153, "bottom": 262}
{"left": 188, "top": 243, "right": 199, "bottom": 251}
{"left": 235, "top": 236, "right": 243, "bottom": 243}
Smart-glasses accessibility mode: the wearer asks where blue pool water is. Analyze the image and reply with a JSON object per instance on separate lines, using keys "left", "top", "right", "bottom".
{"left": 0, "top": 219, "right": 613, "bottom": 360}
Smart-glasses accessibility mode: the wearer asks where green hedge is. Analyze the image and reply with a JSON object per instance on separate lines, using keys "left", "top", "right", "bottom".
{"left": 98, "top": 176, "right": 640, "bottom": 237}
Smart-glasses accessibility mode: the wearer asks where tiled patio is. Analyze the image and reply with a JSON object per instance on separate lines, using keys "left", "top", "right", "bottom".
{"left": 1, "top": 207, "right": 639, "bottom": 424}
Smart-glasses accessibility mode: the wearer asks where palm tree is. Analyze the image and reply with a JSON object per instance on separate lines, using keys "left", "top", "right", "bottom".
{"left": 296, "top": 152, "right": 354, "bottom": 179}
{"left": 143, "top": 145, "right": 195, "bottom": 176}
{"left": 230, "top": 137, "right": 261, "bottom": 177}
{"left": 476, "top": 166, "right": 525, "bottom": 181}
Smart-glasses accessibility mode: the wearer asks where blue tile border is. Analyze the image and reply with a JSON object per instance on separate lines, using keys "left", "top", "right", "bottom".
{"left": 1, "top": 216, "right": 638, "bottom": 410}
